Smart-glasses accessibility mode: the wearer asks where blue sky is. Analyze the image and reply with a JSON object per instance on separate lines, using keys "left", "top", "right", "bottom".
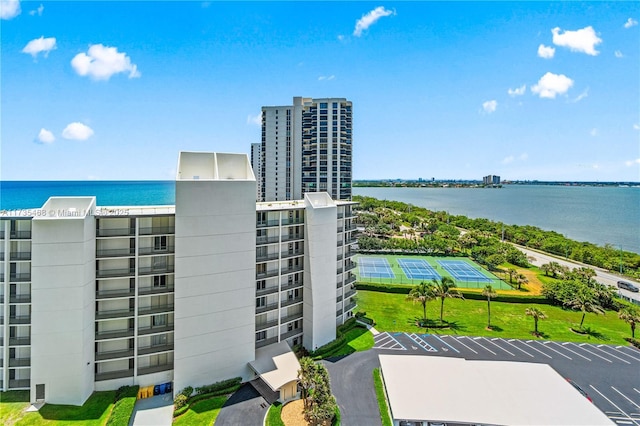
{"left": 1, "top": 1, "right": 639, "bottom": 181}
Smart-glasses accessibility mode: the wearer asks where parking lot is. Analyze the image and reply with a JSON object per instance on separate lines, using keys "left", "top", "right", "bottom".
{"left": 374, "top": 332, "right": 640, "bottom": 425}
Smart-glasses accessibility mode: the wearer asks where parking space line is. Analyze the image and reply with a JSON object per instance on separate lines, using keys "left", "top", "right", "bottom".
{"left": 573, "top": 343, "right": 613, "bottom": 363}
{"left": 618, "top": 346, "right": 640, "bottom": 357}
{"left": 503, "top": 339, "right": 535, "bottom": 357}
{"left": 445, "top": 335, "right": 477, "bottom": 354}
{"left": 554, "top": 342, "right": 591, "bottom": 361}
{"left": 606, "top": 346, "right": 640, "bottom": 362}
{"left": 523, "top": 340, "right": 553, "bottom": 358}
{"left": 538, "top": 341, "right": 572, "bottom": 360}
{"left": 430, "top": 334, "right": 460, "bottom": 353}
{"left": 634, "top": 388, "right": 640, "bottom": 395}
{"left": 590, "top": 345, "right": 632, "bottom": 364}
{"left": 465, "top": 336, "right": 497, "bottom": 355}
{"left": 486, "top": 338, "right": 515, "bottom": 356}
{"left": 590, "top": 385, "right": 640, "bottom": 426}
{"left": 374, "top": 332, "right": 406, "bottom": 350}
{"left": 408, "top": 333, "right": 437, "bottom": 352}
{"left": 611, "top": 386, "right": 640, "bottom": 410}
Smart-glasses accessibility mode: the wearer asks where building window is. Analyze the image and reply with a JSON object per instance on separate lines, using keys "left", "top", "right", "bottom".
{"left": 151, "top": 333, "right": 167, "bottom": 346}
{"left": 256, "top": 331, "right": 266, "bottom": 341}
{"left": 154, "top": 236, "right": 167, "bottom": 251}
{"left": 153, "top": 275, "right": 166, "bottom": 288}
{"left": 152, "top": 314, "right": 167, "bottom": 327}
{"left": 257, "top": 280, "right": 266, "bottom": 291}
{"left": 256, "top": 297, "right": 266, "bottom": 308}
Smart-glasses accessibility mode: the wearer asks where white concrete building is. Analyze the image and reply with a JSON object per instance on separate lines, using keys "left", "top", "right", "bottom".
{"left": 260, "top": 97, "right": 353, "bottom": 202}
{"left": 251, "top": 142, "right": 263, "bottom": 201}
{"left": 0, "top": 151, "right": 357, "bottom": 406}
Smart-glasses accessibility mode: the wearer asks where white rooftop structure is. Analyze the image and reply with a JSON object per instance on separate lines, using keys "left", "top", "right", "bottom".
{"left": 249, "top": 341, "right": 300, "bottom": 392}
{"left": 379, "top": 355, "right": 613, "bottom": 426}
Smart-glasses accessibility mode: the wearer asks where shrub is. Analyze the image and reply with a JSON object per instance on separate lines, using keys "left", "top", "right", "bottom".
{"left": 194, "top": 377, "right": 242, "bottom": 395}
{"left": 625, "top": 337, "right": 640, "bottom": 349}
{"left": 174, "top": 394, "right": 188, "bottom": 410}
{"left": 106, "top": 385, "right": 139, "bottom": 426}
{"left": 179, "top": 386, "right": 193, "bottom": 398}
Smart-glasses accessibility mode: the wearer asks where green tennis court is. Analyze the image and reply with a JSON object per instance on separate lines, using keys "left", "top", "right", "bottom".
{"left": 354, "top": 254, "right": 512, "bottom": 290}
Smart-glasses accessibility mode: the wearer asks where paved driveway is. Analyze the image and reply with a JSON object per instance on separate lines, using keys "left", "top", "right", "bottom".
{"left": 128, "top": 393, "right": 174, "bottom": 426}
{"left": 215, "top": 383, "right": 269, "bottom": 426}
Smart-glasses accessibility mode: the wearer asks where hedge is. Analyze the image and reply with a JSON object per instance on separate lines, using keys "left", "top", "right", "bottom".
{"left": 625, "top": 337, "right": 640, "bottom": 349}
{"left": 106, "top": 385, "right": 139, "bottom": 426}
{"left": 309, "top": 318, "right": 364, "bottom": 359}
{"left": 173, "top": 380, "right": 242, "bottom": 418}
{"left": 195, "top": 377, "right": 242, "bottom": 395}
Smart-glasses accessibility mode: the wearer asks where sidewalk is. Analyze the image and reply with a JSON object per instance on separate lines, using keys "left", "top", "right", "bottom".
{"left": 128, "top": 394, "right": 174, "bottom": 426}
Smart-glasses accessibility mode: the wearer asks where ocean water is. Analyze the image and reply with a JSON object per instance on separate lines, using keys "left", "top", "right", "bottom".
{"left": 1, "top": 181, "right": 638, "bottom": 253}
{"left": 354, "top": 186, "right": 640, "bottom": 253}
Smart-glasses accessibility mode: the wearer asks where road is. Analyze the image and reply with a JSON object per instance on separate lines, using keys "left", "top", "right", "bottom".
{"left": 515, "top": 245, "right": 640, "bottom": 305}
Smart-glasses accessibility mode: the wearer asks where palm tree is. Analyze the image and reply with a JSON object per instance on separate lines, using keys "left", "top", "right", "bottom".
{"left": 507, "top": 268, "right": 517, "bottom": 284}
{"left": 431, "top": 276, "right": 464, "bottom": 322}
{"left": 566, "top": 286, "right": 605, "bottom": 329}
{"left": 516, "top": 273, "right": 528, "bottom": 290}
{"left": 482, "top": 285, "right": 497, "bottom": 329}
{"left": 525, "top": 307, "right": 547, "bottom": 336}
{"left": 618, "top": 308, "right": 640, "bottom": 338}
{"left": 406, "top": 281, "right": 434, "bottom": 325}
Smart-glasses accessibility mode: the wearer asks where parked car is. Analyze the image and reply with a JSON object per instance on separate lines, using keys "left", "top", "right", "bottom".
{"left": 617, "top": 280, "right": 640, "bottom": 293}
{"left": 567, "top": 378, "right": 593, "bottom": 403}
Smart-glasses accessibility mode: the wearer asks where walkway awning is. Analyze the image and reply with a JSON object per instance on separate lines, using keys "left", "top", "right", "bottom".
{"left": 249, "top": 341, "right": 301, "bottom": 392}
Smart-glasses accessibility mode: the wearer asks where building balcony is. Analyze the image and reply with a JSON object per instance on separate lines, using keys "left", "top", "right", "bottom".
{"left": 336, "top": 253, "right": 343, "bottom": 261}
{"left": 9, "top": 316, "right": 31, "bottom": 325}
{"left": 138, "top": 344, "right": 174, "bottom": 356}
{"left": 96, "top": 228, "right": 135, "bottom": 237}
{"left": 138, "top": 304, "right": 174, "bottom": 316}
{"left": 96, "top": 288, "right": 135, "bottom": 300}
{"left": 281, "top": 312, "right": 303, "bottom": 324}
{"left": 281, "top": 249, "right": 304, "bottom": 259}
{"left": 255, "top": 319, "right": 279, "bottom": 331}
{"left": 138, "top": 324, "right": 174, "bottom": 336}
{"left": 96, "top": 328, "right": 135, "bottom": 340}
{"left": 345, "top": 238, "right": 357, "bottom": 245}
{"left": 96, "top": 268, "right": 135, "bottom": 279}
{"left": 336, "top": 309, "right": 343, "bottom": 316}
{"left": 281, "top": 281, "right": 303, "bottom": 293}
{"left": 138, "top": 246, "right": 175, "bottom": 256}
{"left": 344, "top": 251, "right": 355, "bottom": 259}
{"left": 139, "top": 226, "right": 175, "bottom": 236}
{"left": 9, "top": 379, "right": 30, "bottom": 389}
{"left": 281, "top": 234, "right": 304, "bottom": 243}
{"left": 9, "top": 294, "right": 31, "bottom": 304}
{"left": 256, "top": 286, "right": 279, "bottom": 297}
{"left": 256, "top": 236, "right": 280, "bottom": 246}
{"left": 336, "top": 280, "right": 343, "bottom": 289}
{"left": 95, "top": 308, "right": 135, "bottom": 320}
{"left": 255, "top": 336, "right": 278, "bottom": 349}
{"left": 95, "top": 349, "right": 134, "bottom": 362}
{"left": 281, "top": 296, "right": 303, "bottom": 308}
{"left": 9, "top": 252, "right": 31, "bottom": 261}
{"left": 138, "top": 285, "right": 174, "bottom": 296}
{"left": 345, "top": 275, "right": 356, "bottom": 285}
{"left": 344, "top": 289, "right": 357, "bottom": 299}
{"left": 8, "top": 358, "right": 31, "bottom": 367}
{"left": 256, "top": 302, "right": 278, "bottom": 315}
{"left": 336, "top": 268, "right": 343, "bottom": 274}
{"left": 345, "top": 224, "right": 357, "bottom": 231}
{"left": 256, "top": 220, "right": 280, "bottom": 228}
{"left": 9, "top": 337, "right": 31, "bottom": 346}
{"left": 9, "top": 273, "right": 31, "bottom": 282}
{"left": 138, "top": 266, "right": 174, "bottom": 276}
{"left": 345, "top": 262, "right": 356, "bottom": 272}
{"left": 95, "top": 369, "right": 134, "bottom": 381}
{"left": 256, "top": 269, "right": 279, "bottom": 280}
{"left": 281, "top": 265, "right": 303, "bottom": 275}
{"left": 281, "top": 218, "right": 304, "bottom": 226}
{"left": 344, "top": 302, "right": 357, "bottom": 312}
{"left": 280, "top": 328, "right": 303, "bottom": 340}
{"left": 96, "top": 248, "right": 135, "bottom": 258}
{"left": 9, "top": 231, "right": 32, "bottom": 239}
{"left": 337, "top": 212, "right": 344, "bottom": 219}
{"left": 256, "top": 252, "right": 279, "bottom": 262}
{"left": 337, "top": 240, "right": 343, "bottom": 247}
{"left": 337, "top": 295, "right": 343, "bottom": 303}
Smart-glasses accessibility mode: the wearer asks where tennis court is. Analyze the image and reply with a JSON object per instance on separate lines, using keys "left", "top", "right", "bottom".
{"left": 398, "top": 258, "right": 441, "bottom": 280}
{"left": 437, "top": 260, "right": 492, "bottom": 282}
{"left": 359, "top": 257, "right": 396, "bottom": 279}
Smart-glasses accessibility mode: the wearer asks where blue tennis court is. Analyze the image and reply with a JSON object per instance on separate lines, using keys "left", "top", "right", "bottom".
{"left": 437, "top": 260, "right": 492, "bottom": 282}
{"left": 359, "top": 257, "right": 395, "bottom": 279}
{"left": 398, "top": 258, "right": 441, "bottom": 280}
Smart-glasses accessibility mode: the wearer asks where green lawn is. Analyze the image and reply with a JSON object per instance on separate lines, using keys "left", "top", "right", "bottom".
{"left": 359, "top": 290, "right": 632, "bottom": 344}
{"left": 354, "top": 254, "right": 511, "bottom": 290}
{"left": 372, "top": 369, "right": 392, "bottom": 426}
{"left": 324, "top": 325, "right": 375, "bottom": 358}
{"left": 1, "top": 390, "right": 116, "bottom": 426}
{"left": 265, "top": 402, "right": 285, "bottom": 426}
{"left": 172, "top": 395, "right": 226, "bottom": 426}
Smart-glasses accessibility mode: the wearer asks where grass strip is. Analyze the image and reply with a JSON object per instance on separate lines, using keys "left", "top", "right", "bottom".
{"left": 172, "top": 395, "right": 227, "bottom": 426}
{"left": 266, "top": 402, "right": 286, "bottom": 426}
{"left": 373, "top": 368, "right": 393, "bottom": 426}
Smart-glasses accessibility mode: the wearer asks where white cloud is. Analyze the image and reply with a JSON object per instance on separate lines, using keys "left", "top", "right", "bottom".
{"left": 337, "top": 35, "right": 345, "bottom": 41}
{"left": 482, "top": 100, "right": 497, "bottom": 114}
{"left": 0, "top": 0, "right": 20, "bottom": 19}
{"left": 551, "top": 26, "right": 602, "bottom": 56}
{"left": 531, "top": 72, "right": 574, "bottom": 99}
{"left": 508, "top": 84, "right": 526, "bottom": 97}
{"left": 71, "top": 44, "right": 140, "bottom": 81}
{"left": 634, "top": 124, "right": 640, "bottom": 131}
{"left": 624, "top": 18, "right": 638, "bottom": 29}
{"left": 318, "top": 75, "right": 335, "bottom": 81}
{"left": 519, "top": 153, "right": 529, "bottom": 161}
{"left": 35, "top": 128, "right": 55, "bottom": 144}
{"left": 570, "top": 88, "right": 589, "bottom": 103}
{"left": 625, "top": 158, "right": 640, "bottom": 167}
{"left": 537, "top": 44, "right": 555, "bottom": 59}
{"left": 22, "top": 36, "right": 56, "bottom": 58}
{"left": 502, "top": 156, "right": 514, "bottom": 164}
{"left": 502, "top": 153, "right": 528, "bottom": 165}
{"left": 353, "top": 6, "right": 394, "bottom": 37}
{"left": 246, "top": 113, "right": 262, "bottom": 126}
{"left": 614, "top": 50, "right": 623, "bottom": 58}
{"left": 62, "top": 122, "right": 94, "bottom": 140}
{"left": 590, "top": 128, "right": 598, "bottom": 137}
{"left": 29, "top": 3, "right": 43, "bottom": 16}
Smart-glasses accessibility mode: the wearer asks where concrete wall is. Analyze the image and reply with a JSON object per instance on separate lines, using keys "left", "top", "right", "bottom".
{"left": 30, "top": 197, "right": 96, "bottom": 405}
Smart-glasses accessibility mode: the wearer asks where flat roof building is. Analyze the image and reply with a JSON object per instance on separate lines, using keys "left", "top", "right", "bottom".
{"left": 0, "top": 151, "right": 357, "bottom": 406}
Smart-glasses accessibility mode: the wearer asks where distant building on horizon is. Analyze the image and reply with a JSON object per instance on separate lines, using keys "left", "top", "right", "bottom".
{"left": 258, "top": 97, "right": 353, "bottom": 202}
{"left": 483, "top": 175, "right": 501, "bottom": 185}
{"left": 250, "top": 142, "right": 262, "bottom": 201}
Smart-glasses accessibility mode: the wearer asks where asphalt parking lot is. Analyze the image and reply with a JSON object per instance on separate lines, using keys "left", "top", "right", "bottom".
{"left": 372, "top": 332, "right": 640, "bottom": 425}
